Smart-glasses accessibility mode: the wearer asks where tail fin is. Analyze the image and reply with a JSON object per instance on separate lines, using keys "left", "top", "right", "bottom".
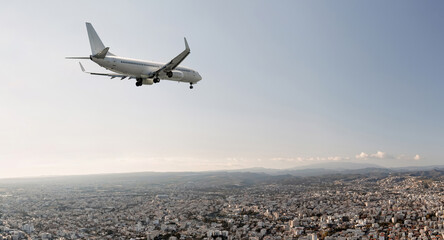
{"left": 86, "top": 22, "right": 106, "bottom": 55}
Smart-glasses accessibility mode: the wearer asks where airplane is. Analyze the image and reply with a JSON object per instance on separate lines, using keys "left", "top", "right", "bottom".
{"left": 67, "top": 22, "right": 202, "bottom": 89}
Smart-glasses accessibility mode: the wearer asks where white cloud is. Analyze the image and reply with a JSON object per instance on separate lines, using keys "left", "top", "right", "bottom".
{"left": 328, "top": 156, "right": 343, "bottom": 161}
{"left": 371, "top": 151, "right": 386, "bottom": 159}
{"left": 268, "top": 151, "right": 422, "bottom": 169}
{"left": 356, "top": 152, "right": 369, "bottom": 159}
{"left": 270, "top": 157, "right": 300, "bottom": 163}
{"left": 396, "top": 154, "right": 422, "bottom": 161}
{"left": 356, "top": 151, "right": 394, "bottom": 160}
{"left": 270, "top": 156, "right": 344, "bottom": 163}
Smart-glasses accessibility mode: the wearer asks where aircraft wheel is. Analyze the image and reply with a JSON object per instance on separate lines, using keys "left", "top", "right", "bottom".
{"left": 154, "top": 78, "right": 160, "bottom": 83}
{"left": 190, "top": 85, "right": 193, "bottom": 89}
{"left": 136, "top": 78, "right": 143, "bottom": 87}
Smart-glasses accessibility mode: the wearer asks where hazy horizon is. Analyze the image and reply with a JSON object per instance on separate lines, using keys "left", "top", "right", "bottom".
{"left": 1, "top": 160, "right": 443, "bottom": 181}
{"left": 1, "top": 1, "right": 443, "bottom": 178}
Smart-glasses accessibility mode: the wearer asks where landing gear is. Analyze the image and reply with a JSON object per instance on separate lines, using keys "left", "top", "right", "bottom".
{"left": 189, "top": 83, "right": 194, "bottom": 89}
{"left": 153, "top": 78, "right": 160, "bottom": 83}
{"left": 135, "top": 78, "right": 142, "bottom": 87}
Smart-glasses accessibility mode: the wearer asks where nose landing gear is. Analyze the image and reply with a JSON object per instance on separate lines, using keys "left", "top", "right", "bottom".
{"left": 189, "top": 83, "right": 194, "bottom": 89}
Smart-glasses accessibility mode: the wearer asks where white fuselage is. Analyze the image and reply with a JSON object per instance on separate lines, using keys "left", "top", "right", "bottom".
{"left": 92, "top": 55, "right": 202, "bottom": 83}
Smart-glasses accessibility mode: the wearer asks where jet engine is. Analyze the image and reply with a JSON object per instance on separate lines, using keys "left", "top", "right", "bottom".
{"left": 164, "top": 70, "right": 184, "bottom": 80}
{"left": 142, "top": 78, "right": 154, "bottom": 85}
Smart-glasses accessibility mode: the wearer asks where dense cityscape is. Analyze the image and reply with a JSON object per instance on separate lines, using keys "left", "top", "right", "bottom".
{"left": 1, "top": 169, "right": 444, "bottom": 240}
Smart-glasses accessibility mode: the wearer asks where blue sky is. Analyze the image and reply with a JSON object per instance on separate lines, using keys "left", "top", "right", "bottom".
{"left": 0, "top": 1, "right": 443, "bottom": 178}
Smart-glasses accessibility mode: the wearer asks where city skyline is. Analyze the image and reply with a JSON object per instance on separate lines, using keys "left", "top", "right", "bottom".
{"left": 1, "top": 1, "right": 443, "bottom": 178}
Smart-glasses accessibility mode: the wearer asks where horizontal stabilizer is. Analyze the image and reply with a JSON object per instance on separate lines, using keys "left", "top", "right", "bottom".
{"left": 79, "top": 62, "right": 86, "bottom": 72}
{"left": 78, "top": 62, "right": 133, "bottom": 79}
{"left": 66, "top": 56, "right": 90, "bottom": 59}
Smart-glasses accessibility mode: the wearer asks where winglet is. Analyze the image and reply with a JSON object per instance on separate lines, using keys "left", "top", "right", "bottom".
{"left": 184, "top": 37, "right": 190, "bottom": 51}
{"left": 79, "top": 62, "right": 86, "bottom": 72}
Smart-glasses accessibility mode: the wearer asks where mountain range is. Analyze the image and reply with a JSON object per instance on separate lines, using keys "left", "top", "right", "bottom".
{"left": 216, "top": 162, "right": 444, "bottom": 176}
{"left": 1, "top": 162, "right": 443, "bottom": 186}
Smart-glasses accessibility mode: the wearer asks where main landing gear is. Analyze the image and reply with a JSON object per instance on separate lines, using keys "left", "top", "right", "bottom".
{"left": 135, "top": 78, "right": 142, "bottom": 87}
{"left": 189, "top": 83, "right": 194, "bottom": 89}
{"left": 153, "top": 78, "right": 160, "bottom": 83}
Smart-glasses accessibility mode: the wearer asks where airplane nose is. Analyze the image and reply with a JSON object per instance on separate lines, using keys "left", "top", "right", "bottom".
{"left": 197, "top": 73, "right": 202, "bottom": 81}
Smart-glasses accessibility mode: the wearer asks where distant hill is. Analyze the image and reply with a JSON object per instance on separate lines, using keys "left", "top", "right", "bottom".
{"left": 405, "top": 168, "right": 444, "bottom": 178}
{"left": 1, "top": 163, "right": 444, "bottom": 187}
{"left": 212, "top": 162, "right": 385, "bottom": 177}
{"left": 393, "top": 165, "right": 444, "bottom": 172}
{"left": 207, "top": 162, "right": 444, "bottom": 177}
{"left": 290, "top": 161, "right": 382, "bottom": 170}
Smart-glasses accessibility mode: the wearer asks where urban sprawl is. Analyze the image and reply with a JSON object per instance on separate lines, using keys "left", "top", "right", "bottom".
{"left": 0, "top": 171, "right": 444, "bottom": 240}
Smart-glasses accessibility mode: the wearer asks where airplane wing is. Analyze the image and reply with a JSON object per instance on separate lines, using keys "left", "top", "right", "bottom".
{"left": 79, "top": 62, "right": 133, "bottom": 80}
{"left": 151, "top": 38, "right": 190, "bottom": 77}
